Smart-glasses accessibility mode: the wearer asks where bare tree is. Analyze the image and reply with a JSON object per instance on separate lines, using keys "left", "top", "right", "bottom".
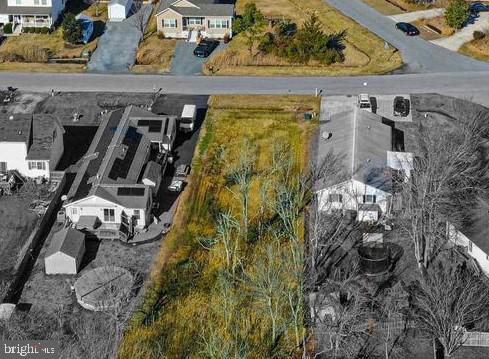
{"left": 131, "top": 0, "right": 148, "bottom": 35}
{"left": 409, "top": 260, "right": 489, "bottom": 358}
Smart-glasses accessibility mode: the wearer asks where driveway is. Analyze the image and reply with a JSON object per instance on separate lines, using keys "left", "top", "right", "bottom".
{"left": 324, "top": 0, "right": 489, "bottom": 73}
{"left": 431, "top": 12, "right": 489, "bottom": 51}
{"left": 170, "top": 41, "right": 228, "bottom": 75}
{"left": 87, "top": 4, "right": 153, "bottom": 73}
{"left": 389, "top": 8, "right": 444, "bottom": 23}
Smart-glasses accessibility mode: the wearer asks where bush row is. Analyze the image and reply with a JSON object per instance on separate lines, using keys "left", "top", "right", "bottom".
{"left": 22, "top": 27, "right": 51, "bottom": 34}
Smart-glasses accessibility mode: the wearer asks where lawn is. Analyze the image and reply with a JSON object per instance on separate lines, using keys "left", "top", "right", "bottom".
{"left": 132, "top": 13, "right": 177, "bottom": 74}
{"left": 119, "top": 95, "right": 319, "bottom": 358}
{"left": 204, "top": 0, "right": 402, "bottom": 76}
{"left": 0, "top": 3, "right": 107, "bottom": 72}
{"left": 361, "top": 0, "right": 446, "bottom": 14}
{"left": 460, "top": 36, "right": 489, "bottom": 62}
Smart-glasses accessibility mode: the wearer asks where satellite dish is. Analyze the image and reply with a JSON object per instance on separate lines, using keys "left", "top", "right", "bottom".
{"left": 61, "top": 195, "right": 67, "bottom": 201}
{"left": 321, "top": 132, "right": 333, "bottom": 140}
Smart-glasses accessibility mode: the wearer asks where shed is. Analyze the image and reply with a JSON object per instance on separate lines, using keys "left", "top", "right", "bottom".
{"left": 108, "top": 0, "right": 133, "bottom": 21}
{"left": 45, "top": 228, "right": 86, "bottom": 275}
{"left": 142, "top": 161, "right": 162, "bottom": 191}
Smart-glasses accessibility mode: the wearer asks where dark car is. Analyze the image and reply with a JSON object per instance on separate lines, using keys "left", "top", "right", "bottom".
{"left": 471, "top": 2, "right": 489, "bottom": 12}
{"left": 393, "top": 96, "right": 410, "bottom": 117}
{"left": 395, "top": 22, "right": 420, "bottom": 36}
{"left": 193, "top": 39, "right": 219, "bottom": 58}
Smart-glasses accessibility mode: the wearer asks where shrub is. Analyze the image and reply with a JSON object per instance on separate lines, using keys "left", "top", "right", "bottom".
{"left": 3, "top": 23, "right": 12, "bottom": 34}
{"left": 445, "top": 0, "right": 470, "bottom": 29}
{"left": 233, "top": 2, "right": 265, "bottom": 34}
{"left": 223, "top": 32, "right": 231, "bottom": 44}
{"left": 40, "top": 27, "right": 50, "bottom": 34}
{"left": 474, "top": 30, "right": 486, "bottom": 40}
{"left": 62, "top": 13, "right": 82, "bottom": 44}
{"left": 157, "top": 31, "right": 165, "bottom": 39}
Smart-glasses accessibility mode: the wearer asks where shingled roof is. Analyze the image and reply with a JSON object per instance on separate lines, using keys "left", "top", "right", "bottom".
{"left": 156, "top": 0, "right": 234, "bottom": 17}
{"left": 45, "top": 228, "right": 85, "bottom": 259}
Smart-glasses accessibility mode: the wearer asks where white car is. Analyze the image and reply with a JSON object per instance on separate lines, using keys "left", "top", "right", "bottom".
{"left": 175, "top": 164, "right": 190, "bottom": 178}
{"left": 357, "top": 93, "right": 372, "bottom": 112}
{"left": 168, "top": 179, "right": 183, "bottom": 192}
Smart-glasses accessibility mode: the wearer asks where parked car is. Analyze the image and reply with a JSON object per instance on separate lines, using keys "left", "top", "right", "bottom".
{"left": 357, "top": 94, "right": 372, "bottom": 112}
{"left": 175, "top": 164, "right": 190, "bottom": 178}
{"left": 168, "top": 179, "right": 183, "bottom": 192}
{"left": 470, "top": 2, "right": 489, "bottom": 12}
{"left": 193, "top": 39, "right": 219, "bottom": 58}
{"left": 393, "top": 96, "right": 410, "bottom": 117}
{"left": 395, "top": 22, "right": 420, "bottom": 36}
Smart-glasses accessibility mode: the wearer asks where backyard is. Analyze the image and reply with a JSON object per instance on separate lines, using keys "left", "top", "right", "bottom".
{"left": 204, "top": 0, "right": 402, "bottom": 76}
{"left": 119, "top": 95, "right": 319, "bottom": 358}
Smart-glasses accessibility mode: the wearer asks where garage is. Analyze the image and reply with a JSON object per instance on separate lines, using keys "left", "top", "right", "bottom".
{"left": 108, "top": 0, "right": 133, "bottom": 22}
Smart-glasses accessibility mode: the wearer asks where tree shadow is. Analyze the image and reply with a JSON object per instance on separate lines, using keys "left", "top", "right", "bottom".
{"left": 327, "top": 30, "right": 347, "bottom": 52}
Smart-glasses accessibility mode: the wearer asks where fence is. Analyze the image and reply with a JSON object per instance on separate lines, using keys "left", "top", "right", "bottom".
{"left": 463, "top": 331, "right": 489, "bottom": 347}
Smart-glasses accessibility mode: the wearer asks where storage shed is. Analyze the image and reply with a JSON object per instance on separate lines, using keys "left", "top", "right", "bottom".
{"left": 108, "top": 0, "right": 133, "bottom": 21}
{"left": 45, "top": 228, "right": 86, "bottom": 275}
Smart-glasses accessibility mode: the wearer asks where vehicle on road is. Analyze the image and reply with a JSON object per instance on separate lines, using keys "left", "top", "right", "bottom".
{"left": 395, "top": 22, "right": 420, "bottom": 36}
{"left": 168, "top": 179, "right": 183, "bottom": 192}
{"left": 357, "top": 94, "right": 372, "bottom": 112}
{"left": 193, "top": 39, "right": 219, "bottom": 58}
{"left": 175, "top": 164, "right": 190, "bottom": 179}
{"left": 470, "top": 2, "right": 489, "bottom": 12}
{"left": 393, "top": 96, "right": 410, "bottom": 117}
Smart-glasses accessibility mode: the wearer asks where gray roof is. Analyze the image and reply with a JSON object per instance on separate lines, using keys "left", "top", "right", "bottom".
{"left": 316, "top": 108, "right": 393, "bottom": 191}
{"left": 0, "top": 3, "right": 52, "bottom": 15}
{"left": 128, "top": 106, "right": 177, "bottom": 144}
{"left": 0, "top": 116, "right": 31, "bottom": 144}
{"left": 460, "top": 197, "right": 489, "bottom": 255}
{"left": 142, "top": 161, "right": 162, "bottom": 184}
{"left": 66, "top": 106, "right": 168, "bottom": 209}
{"left": 27, "top": 115, "right": 64, "bottom": 160}
{"left": 76, "top": 215, "right": 100, "bottom": 230}
{"left": 45, "top": 228, "right": 85, "bottom": 259}
{"left": 157, "top": 0, "right": 234, "bottom": 17}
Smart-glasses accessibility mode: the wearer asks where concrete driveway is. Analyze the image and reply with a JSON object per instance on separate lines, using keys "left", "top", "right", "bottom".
{"left": 87, "top": 4, "right": 153, "bottom": 73}
{"left": 170, "top": 41, "right": 228, "bottom": 75}
{"left": 324, "top": 0, "right": 489, "bottom": 73}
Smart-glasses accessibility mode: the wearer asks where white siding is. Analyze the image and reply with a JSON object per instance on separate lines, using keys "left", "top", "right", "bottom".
{"left": 45, "top": 252, "right": 78, "bottom": 274}
{"left": 8, "top": 0, "right": 52, "bottom": 6}
{"left": 317, "top": 179, "right": 390, "bottom": 221}
{"left": 448, "top": 224, "right": 489, "bottom": 276}
{"left": 0, "top": 142, "right": 29, "bottom": 176}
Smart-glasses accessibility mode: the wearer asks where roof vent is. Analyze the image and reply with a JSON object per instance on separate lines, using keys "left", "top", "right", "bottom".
{"left": 18, "top": 130, "right": 22, "bottom": 135}
{"left": 8, "top": 115, "right": 13, "bottom": 121}
{"left": 72, "top": 111, "right": 80, "bottom": 122}
{"left": 321, "top": 131, "right": 333, "bottom": 141}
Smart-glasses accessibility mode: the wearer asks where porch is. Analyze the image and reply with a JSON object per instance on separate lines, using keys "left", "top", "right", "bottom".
{"left": 9, "top": 14, "right": 52, "bottom": 33}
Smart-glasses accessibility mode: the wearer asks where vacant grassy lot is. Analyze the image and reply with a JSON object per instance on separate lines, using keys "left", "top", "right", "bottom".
{"left": 204, "top": 0, "right": 402, "bottom": 76}
{"left": 120, "top": 95, "right": 318, "bottom": 358}
{"left": 0, "top": 3, "right": 106, "bottom": 72}
{"left": 132, "top": 14, "right": 177, "bottom": 73}
{"left": 460, "top": 36, "right": 489, "bottom": 62}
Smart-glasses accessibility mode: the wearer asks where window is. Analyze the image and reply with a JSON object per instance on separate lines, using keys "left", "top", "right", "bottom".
{"left": 0, "top": 162, "right": 6, "bottom": 173}
{"left": 328, "top": 194, "right": 343, "bottom": 203}
{"left": 186, "top": 17, "right": 202, "bottom": 25}
{"left": 41, "top": 0, "right": 47, "bottom": 5}
{"left": 133, "top": 209, "right": 140, "bottom": 220}
{"left": 208, "top": 19, "right": 229, "bottom": 29}
{"left": 34, "top": 0, "right": 40, "bottom": 4}
{"left": 16, "top": 0, "right": 21, "bottom": 4}
{"left": 28, "top": 161, "right": 46, "bottom": 171}
{"left": 163, "top": 19, "right": 177, "bottom": 28}
{"left": 72, "top": 208, "right": 77, "bottom": 216}
{"left": 363, "top": 195, "right": 377, "bottom": 204}
{"left": 468, "top": 240, "right": 473, "bottom": 253}
{"left": 103, "top": 208, "right": 115, "bottom": 222}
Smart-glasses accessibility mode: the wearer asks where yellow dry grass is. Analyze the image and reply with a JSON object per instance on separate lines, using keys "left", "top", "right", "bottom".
{"left": 204, "top": 0, "right": 402, "bottom": 76}
{"left": 460, "top": 36, "right": 489, "bottom": 62}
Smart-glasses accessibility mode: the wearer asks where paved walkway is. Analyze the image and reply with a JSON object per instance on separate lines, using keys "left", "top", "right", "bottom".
{"left": 431, "top": 12, "right": 489, "bottom": 51}
{"left": 324, "top": 0, "right": 489, "bottom": 73}
{"left": 87, "top": 4, "right": 153, "bottom": 72}
{"left": 389, "top": 8, "right": 444, "bottom": 23}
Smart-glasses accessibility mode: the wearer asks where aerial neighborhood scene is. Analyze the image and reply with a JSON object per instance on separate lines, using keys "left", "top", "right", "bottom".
{"left": 3, "top": 0, "right": 489, "bottom": 358}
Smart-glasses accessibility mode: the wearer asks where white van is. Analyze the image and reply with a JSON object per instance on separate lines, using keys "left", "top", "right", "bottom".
{"left": 180, "top": 104, "right": 196, "bottom": 132}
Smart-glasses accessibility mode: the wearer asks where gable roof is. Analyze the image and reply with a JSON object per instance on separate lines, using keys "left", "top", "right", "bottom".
{"left": 0, "top": 2, "right": 52, "bottom": 15}
{"left": 156, "top": 0, "right": 234, "bottom": 17}
{"left": 317, "top": 107, "right": 393, "bottom": 192}
{"left": 26, "top": 115, "right": 65, "bottom": 160}
{"left": 45, "top": 228, "right": 85, "bottom": 259}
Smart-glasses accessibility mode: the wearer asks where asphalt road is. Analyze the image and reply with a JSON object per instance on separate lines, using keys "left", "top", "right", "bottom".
{"left": 3, "top": 71, "right": 489, "bottom": 98}
{"left": 325, "top": 0, "right": 489, "bottom": 73}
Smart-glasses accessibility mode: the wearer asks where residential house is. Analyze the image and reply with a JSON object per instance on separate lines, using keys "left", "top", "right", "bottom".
{"left": 44, "top": 227, "right": 85, "bottom": 275}
{"left": 155, "top": 0, "right": 234, "bottom": 41}
{"left": 316, "top": 108, "right": 411, "bottom": 222}
{"left": 0, "top": 114, "right": 64, "bottom": 179}
{"left": 63, "top": 106, "right": 175, "bottom": 240}
{"left": 0, "top": 0, "right": 67, "bottom": 31}
{"left": 448, "top": 198, "right": 489, "bottom": 276}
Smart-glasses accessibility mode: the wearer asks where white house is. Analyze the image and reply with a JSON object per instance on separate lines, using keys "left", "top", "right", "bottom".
{"left": 108, "top": 0, "right": 133, "bottom": 22}
{"left": 63, "top": 106, "right": 170, "bottom": 240}
{"left": 447, "top": 198, "right": 489, "bottom": 276}
{"left": 0, "top": 0, "right": 67, "bottom": 31}
{"left": 316, "top": 107, "right": 410, "bottom": 222}
{"left": 45, "top": 227, "right": 85, "bottom": 275}
{"left": 0, "top": 114, "right": 64, "bottom": 180}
